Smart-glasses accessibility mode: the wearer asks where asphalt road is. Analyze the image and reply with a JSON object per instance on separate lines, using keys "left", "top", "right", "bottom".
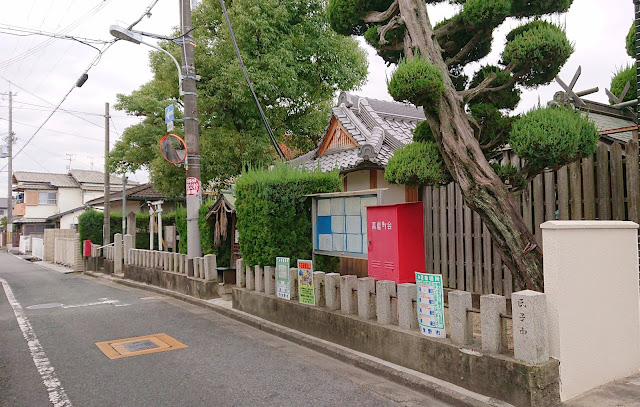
{"left": 0, "top": 252, "right": 449, "bottom": 407}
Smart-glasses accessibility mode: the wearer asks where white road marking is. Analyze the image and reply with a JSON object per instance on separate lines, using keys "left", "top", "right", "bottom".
{"left": 61, "top": 298, "right": 128, "bottom": 309}
{"left": 0, "top": 278, "right": 73, "bottom": 407}
{"left": 26, "top": 298, "right": 129, "bottom": 310}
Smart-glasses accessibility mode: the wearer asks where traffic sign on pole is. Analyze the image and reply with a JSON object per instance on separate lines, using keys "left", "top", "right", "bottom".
{"left": 167, "top": 121, "right": 174, "bottom": 132}
{"left": 165, "top": 104, "right": 174, "bottom": 123}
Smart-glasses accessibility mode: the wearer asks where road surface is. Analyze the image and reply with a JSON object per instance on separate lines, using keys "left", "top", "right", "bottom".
{"left": 0, "top": 252, "right": 449, "bottom": 407}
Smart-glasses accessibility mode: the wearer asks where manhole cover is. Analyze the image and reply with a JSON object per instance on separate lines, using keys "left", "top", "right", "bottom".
{"left": 27, "top": 303, "right": 64, "bottom": 309}
{"left": 122, "top": 339, "right": 159, "bottom": 352}
{"left": 96, "top": 334, "right": 187, "bottom": 359}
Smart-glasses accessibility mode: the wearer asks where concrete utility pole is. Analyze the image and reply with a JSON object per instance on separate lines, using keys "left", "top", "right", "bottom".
{"left": 103, "top": 102, "right": 110, "bottom": 245}
{"left": 122, "top": 176, "right": 127, "bottom": 234}
{"left": 180, "top": 0, "right": 202, "bottom": 258}
{"left": 6, "top": 92, "right": 13, "bottom": 243}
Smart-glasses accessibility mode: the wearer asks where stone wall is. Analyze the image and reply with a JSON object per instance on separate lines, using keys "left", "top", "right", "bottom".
{"left": 232, "top": 258, "right": 559, "bottom": 407}
{"left": 125, "top": 249, "right": 219, "bottom": 299}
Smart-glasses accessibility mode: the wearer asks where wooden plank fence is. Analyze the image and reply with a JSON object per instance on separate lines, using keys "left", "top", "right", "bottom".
{"left": 423, "top": 139, "right": 640, "bottom": 297}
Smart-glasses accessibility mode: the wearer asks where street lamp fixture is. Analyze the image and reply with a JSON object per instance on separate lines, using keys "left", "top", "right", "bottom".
{"left": 109, "top": 25, "right": 183, "bottom": 96}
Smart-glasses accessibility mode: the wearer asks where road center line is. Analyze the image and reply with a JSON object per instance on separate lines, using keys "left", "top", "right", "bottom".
{"left": 0, "top": 278, "right": 73, "bottom": 407}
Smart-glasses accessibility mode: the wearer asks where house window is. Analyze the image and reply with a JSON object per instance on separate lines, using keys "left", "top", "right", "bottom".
{"left": 0, "top": 209, "right": 4, "bottom": 216}
{"left": 38, "top": 192, "right": 57, "bottom": 205}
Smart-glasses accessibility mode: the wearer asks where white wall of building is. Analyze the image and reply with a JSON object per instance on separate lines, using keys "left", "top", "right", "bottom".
{"left": 58, "top": 188, "right": 83, "bottom": 212}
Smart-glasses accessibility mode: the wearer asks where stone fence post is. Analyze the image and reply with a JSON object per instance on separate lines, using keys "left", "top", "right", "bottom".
{"left": 113, "top": 233, "right": 123, "bottom": 274}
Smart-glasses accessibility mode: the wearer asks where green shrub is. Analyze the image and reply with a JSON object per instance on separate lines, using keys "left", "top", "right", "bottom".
{"left": 385, "top": 141, "right": 451, "bottom": 188}
{"left": 175, "top": 205, "right": 187, "bottom": 254}
{"left": 235, "top": 164, "right": 340, "bottom": 270}
{"left": 510, "top": 106, "right": 599, "bottom": 172}
{"left": 199, "top": 199, "right": 216, "bottom": 255}
{"left": 502, "top": 21, "right": 573, "bottom": 87}
{"left": 610, "top": 64, "right": 635, "bottom": 103}
{"left": 388, "top": 57, "right": 444, "bottom": 108}
{"left": 78, "top": 209, "right": 104, "bottom": 245}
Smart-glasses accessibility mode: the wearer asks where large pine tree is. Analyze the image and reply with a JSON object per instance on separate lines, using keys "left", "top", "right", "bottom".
{"left": 328, "top": 0, "right": 599, "bottom": 291}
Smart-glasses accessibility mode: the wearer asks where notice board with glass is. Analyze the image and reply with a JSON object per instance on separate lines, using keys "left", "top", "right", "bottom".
{"left": 309, "top": 189, "right": 383, "bottom": 259}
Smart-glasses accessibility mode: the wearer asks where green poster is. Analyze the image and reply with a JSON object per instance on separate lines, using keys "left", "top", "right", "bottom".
{"left": 276, "top": 257, "right": 290, "bottom": 300}
{"left": 297, "top": 259, "right": 315, "bottom": 305}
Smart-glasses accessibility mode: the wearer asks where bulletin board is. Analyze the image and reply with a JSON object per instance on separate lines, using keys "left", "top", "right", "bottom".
{"left": 309, "top": 189, "right": 384, "bottom": 259}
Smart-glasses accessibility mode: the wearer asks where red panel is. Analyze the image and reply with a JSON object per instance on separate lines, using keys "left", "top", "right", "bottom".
{"left": 367, "top": 202, "right": 425, "bottom": 283}
{"left": 83, "top": 240, "right": 92, "bottom": 257}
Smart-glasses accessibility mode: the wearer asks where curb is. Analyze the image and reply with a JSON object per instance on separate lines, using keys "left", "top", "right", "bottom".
{"left": 83, "top": 270, "right": 511, "bottom": 407}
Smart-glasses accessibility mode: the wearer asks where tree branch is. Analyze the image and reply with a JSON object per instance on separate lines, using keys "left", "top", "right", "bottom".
{"left": 433, "top": 15, "right": 464, "bottom": 40}
{"left": 480, "top": 129, "right": 508, "bottom": 152}
{"left": 375, "top": 15, "right": 404, "bottom": 45}
{"left": 460, "top": 62, "right": 518, "bottom": 104}
{"left": 364, "top": 0, "right": 399, "bottom": 23}
{"left": 445, "top": 30, "right": 486, "bottom": 67}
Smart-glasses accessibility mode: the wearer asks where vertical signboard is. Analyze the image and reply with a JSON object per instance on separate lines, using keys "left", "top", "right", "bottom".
{"left": 297, "top": 259, "right": 315, "bottom": 305}
{"left": 415, "top": 272, "right": 446, "bottom": 338}
{"left": 276, "top": 257, "right": 290, "bottom": 300}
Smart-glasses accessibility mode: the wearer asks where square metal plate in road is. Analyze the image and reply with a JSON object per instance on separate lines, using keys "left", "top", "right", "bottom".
{"left": 96, "top": 333, "right": 187, "bottom": 359}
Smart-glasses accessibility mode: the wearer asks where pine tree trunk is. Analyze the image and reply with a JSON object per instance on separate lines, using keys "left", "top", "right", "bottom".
{"left": 398, "top": 0, "right": 544, "bottom": 291}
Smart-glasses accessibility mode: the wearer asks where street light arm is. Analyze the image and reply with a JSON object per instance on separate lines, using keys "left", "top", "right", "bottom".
{"left": 140, "top": 39, "right": 183, "bottom": 97}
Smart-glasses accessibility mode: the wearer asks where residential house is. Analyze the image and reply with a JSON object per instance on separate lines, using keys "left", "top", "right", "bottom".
{"left": 290, "top": 91, "right": 424, "bottom": 203}
{"left": 84, "top": 182, "right": 183, "bottom": 214}
{"left": 12, "top": 170, "right": 133, "bottom": 234}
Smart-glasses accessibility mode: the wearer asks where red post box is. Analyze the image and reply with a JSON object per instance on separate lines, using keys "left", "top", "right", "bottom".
{"left": 83, "top": 240, "right": 92, "bottom": 257}
{"left": 367, "top": 202, "right": 425, "bottom": 283}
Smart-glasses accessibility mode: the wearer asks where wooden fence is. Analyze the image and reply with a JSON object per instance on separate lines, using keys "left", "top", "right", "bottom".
{"left": 423, "top": 139, "right": 640, "bottom": 297}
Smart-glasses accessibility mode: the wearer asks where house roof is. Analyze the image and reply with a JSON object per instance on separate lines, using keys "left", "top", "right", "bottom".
{"left": 13, "top": 171, "right": 79, "bottom": 188}
{"left": 47, "top": 205, "right": 89, "bottom": 221}
{"left": 84, "top": 183, "right": 180, "bottom": 205}
{"left": 12, "top": 170, "right": 137, "bottom": 191}
{"left": 289, "top": 91, "right": 425, "bottom": 173}
{"left": 69, "top": 169, "right": 130, "bottom": 185}
{"left": 555, "top": 94, "right": 637, "bottom": 144}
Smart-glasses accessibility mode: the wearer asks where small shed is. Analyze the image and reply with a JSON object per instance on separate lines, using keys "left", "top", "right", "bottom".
{"left": 205, "top": 192, "right": 240, "bottom": 269}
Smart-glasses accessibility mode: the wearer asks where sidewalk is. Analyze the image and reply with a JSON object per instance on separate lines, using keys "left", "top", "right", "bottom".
{"left": 563, "top": 371, "right": 640, "bottom": 406}
{"left": 12, "top": 252, "right": 76, "bottom": 274}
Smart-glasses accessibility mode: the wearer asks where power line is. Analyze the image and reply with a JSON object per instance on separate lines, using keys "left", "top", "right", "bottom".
{"left": 0, "top": 103, "right": 144, "bottom": 119}
{"left": 0, "top": 0, "right": 163, "bottom": 172}
{"left": 0, "top": 0, "right": 114, "bottom": 70}
{"left": 0, "top": 75, "right": 104, "bottom": 128}
{"left": 0, "top": 116, "right": 103, "bottom": 142}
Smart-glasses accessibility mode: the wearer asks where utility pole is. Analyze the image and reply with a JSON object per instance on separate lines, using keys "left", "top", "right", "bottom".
{"left": 122, "top": 176, "right": 127, "bottom": 235}
{"left": 6, "top": 92, "right": 13, "bottom": 245}
{"left": 103, "top": 102, "right": 110, "bottom": 246}
{"left": 180, "top": 0, "right": 202, "bottom": 258}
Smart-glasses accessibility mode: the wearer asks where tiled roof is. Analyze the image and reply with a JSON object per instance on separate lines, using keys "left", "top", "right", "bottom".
{"left": 291, "top": 91, "right": 425, "bottom": 173}
{"left": 583, "top": 111, "right": 635, "bottom": 143}
{"left": 13, "top": 171, "right": 78, "bottom": 188}
{"left": 70, "top": 169, "right": 133, "bottom": 185}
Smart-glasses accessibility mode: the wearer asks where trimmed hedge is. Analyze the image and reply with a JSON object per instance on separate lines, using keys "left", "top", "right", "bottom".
{"left": 235, "top": 164, "right": 341, "bottom": 271}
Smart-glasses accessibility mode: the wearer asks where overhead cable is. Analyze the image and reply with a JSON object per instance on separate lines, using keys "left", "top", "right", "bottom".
{"left": 218, "top": 0, "right": 286, "bottom": 160}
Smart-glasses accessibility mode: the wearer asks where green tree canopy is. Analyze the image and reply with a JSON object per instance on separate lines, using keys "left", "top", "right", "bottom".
{"left": 329, "top": 0, "right": 598, "bottom": 291}
{"left": 110, "top": 0, "right": 368, "bottom": 197}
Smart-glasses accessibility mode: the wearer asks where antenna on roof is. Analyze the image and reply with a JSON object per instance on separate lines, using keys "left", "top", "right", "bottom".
{"left": 65, "top": 153, "right": 75, "bottom": 172}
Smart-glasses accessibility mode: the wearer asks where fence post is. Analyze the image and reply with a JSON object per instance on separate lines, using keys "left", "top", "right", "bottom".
{"left": 397, "top": 283, "right": 417, "bottom": 330}
{"left": 448, "top": 290, "right": 473, "bottom": 345}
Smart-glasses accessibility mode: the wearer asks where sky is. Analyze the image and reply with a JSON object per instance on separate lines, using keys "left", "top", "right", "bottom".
{"left": 0, "top": 0, "right": 634, "bottom": 199}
